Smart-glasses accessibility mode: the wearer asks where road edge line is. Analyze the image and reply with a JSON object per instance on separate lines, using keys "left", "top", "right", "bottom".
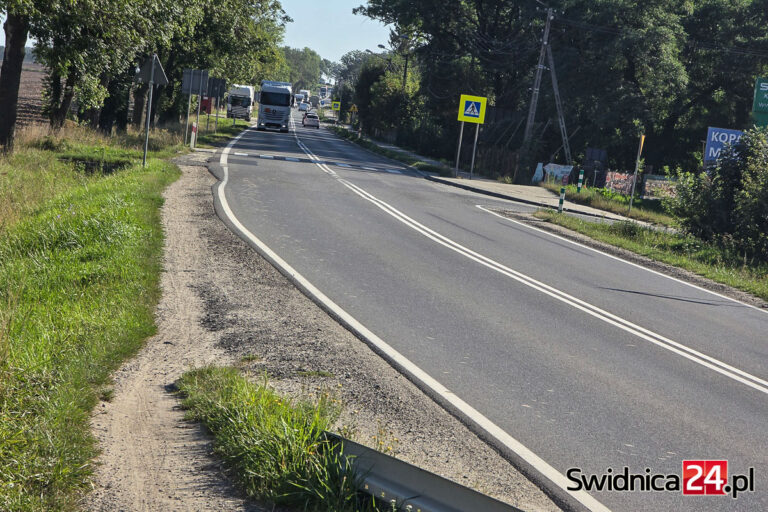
{"left": 212, "top": 123, "right": 611, "bottom": 512}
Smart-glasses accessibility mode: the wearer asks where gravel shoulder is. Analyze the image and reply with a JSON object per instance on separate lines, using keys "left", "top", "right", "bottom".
{"left": 84, "top": 151, "right": 560, "bottom": 511}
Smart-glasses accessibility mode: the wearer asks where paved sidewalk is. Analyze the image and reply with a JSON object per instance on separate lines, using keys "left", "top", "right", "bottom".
{"left": 347, "top": 130, "right": 638, "bottom": 222}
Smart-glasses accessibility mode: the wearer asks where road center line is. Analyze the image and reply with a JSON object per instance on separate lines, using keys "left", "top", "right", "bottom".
{"left": 290, "top": 119, "right": 768, "bottom": 395}
{"left": 476, "top": 205, "right": 768, "bottom": 316}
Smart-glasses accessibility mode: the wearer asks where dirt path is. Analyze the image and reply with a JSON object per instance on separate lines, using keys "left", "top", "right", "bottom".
{"left": 85, "top": 151, "right": 560, "bottom": 512}
{"left": 85, "top": 152, "right": 264, "bottom": 511}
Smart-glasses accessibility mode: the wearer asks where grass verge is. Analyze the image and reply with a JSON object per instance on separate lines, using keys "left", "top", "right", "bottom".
{"left": 0, "top": 124, "right": 181, "bottom": 510}
{"left": 539, "top": 181, "right": 675, "bottom": 226}
{"left": 176, "top": 366, "right": 387, "bottom": 511}
{"left": 196, "top": 118, "right": 251, "bottom": 148}
{"left": 328, "top": 126, "right": 449, "bottom": 175}
{"left": 534, "top": 210, "right": 768, "bottom": 301}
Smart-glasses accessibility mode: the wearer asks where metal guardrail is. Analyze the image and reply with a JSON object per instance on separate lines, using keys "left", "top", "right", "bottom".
{"left": 327, "top": 433, "right": 523, "bottom": 512}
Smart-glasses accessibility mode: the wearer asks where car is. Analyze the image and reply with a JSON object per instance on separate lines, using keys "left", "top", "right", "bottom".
{"left": 298, "top": 102, "right": 309, "bottom": 112}
{"left": 302, "top": 112, "right": 320, "bottom": 128}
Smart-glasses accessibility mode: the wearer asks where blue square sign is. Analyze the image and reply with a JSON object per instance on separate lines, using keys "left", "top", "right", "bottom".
{"left": 464, "top": 101, "right": 481, "bottom": 118}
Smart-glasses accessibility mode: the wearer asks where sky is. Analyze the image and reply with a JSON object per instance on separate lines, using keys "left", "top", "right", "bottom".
{"left": 281, "top": 1, "right": 391, "bottom": 62}
{"left": 2, "top": 3, "right": 391, "bottom": 63}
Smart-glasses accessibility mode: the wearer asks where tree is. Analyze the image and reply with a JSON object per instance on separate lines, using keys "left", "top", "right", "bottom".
{"left": 0, "top": 2, "right": 35, "bottom": 151}
{"left": 281, "top": 46, "right": 323, "bottom": 91}
{"left": 666, "top": 127, "right": 768, "bottom": 262}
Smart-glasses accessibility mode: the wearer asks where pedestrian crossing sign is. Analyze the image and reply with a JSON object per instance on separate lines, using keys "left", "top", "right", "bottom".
{"left": 457, "top": 94, "right": 487, "bottom": 124}
{"left": 332, "top": 101, "right": 341, "bottom": 111}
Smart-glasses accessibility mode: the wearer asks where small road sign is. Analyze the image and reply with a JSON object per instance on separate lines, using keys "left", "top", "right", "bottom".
{"left": 457, "top": 94, "right": 487, "bottom": 124}
{"left": 332, "top": 101, "right": 341, "bottom": 111}
{"left": 135, "top": 55, "right": 168, "bottom": 86}
{"left": 350, "top": 104, "right": 358, "bottom": 112}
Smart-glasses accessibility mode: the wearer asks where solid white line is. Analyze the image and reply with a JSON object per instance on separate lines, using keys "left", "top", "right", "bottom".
{"left": 334, "top": 179, "right": 768, "bottom": 394}
{"left": 476, "top": 205, "right": 768, "bottom": 316}
{"left": 279, "top": 115, "right": 612, "bottom": 512}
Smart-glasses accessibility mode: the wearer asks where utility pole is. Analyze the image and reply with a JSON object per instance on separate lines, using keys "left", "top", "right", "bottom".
{"left": 547, "top": 45, "right": 572, "bottom": 165}
{"left": 522, "top": 8, "right": 553, "bottom": 152}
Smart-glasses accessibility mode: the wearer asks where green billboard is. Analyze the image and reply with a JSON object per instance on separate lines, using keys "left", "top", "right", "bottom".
{"left": 753, "top": 77, "right": 768, "bottom": 113}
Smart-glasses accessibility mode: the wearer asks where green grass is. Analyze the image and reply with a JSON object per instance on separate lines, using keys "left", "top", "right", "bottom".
{"left": 328, "top": 126, "right": 449, "bottom": 175}
{"left": 196, "top": 118, "right": 251, "bottom": 147}
{"left": 1, "top": 124, "right": 182, "bottom": 231}
{"left": 0, "top": 126, "right": 181, "bottom": 510}
{"left": 176, "top": 366, "right": 387, "bottom": 511}
{"left": 539, "top": 181, "right": 676, "bottom": 226}
{"left": 535, "top": 210, "right": 768, "bottom": 301}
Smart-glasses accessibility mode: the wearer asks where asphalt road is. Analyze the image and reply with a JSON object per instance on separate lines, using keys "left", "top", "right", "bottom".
{"left": 217, "top": 110, "right": 767, "bottom": 511}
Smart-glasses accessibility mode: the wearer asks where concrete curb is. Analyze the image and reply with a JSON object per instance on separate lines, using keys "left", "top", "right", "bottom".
{"left": 424, "top": 175, "right": 630, "bottom": 222}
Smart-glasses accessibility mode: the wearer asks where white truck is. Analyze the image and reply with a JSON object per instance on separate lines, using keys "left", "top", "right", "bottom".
{"left": 257, "top": 80, "right": 292, "bottom": 132}
{"left": 299, "top": 89, "right": 311, "bottom": 101}
{"left": 294, "top": 93, "right": 305, "bottom": 106}
{"left": 226, "top": 84, "right": 255, "bottom": 121}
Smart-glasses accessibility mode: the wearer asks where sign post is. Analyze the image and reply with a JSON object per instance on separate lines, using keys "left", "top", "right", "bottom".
{"left": 454, "top": 122, "right": 465, "bottom": 177}
{"left": 456, "top": 94, "right": 487, "bottom": 179}
{"left": 182, "top": 69, "right": 209, "bottom": 144}
{"left": 628, "top": 134, "right": 646, "bottom": 215}
{"left": 134, "top": 54, "right": 168, "bottom": 167}
{"left": 577, "top": 168, "right": 585, "bottom": 193}
{"left": 332, "top": 101, "right": 341, "bottom": 122}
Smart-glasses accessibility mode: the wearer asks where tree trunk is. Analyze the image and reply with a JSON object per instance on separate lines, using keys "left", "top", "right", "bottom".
{"left": 132, "top": 84, "right": 148, "bottom": 128}
{"left": 50, "top": 73, "right": 75, "bottom": 131}
{"left": 0, "top": 13, "right": 30, "bottom": 153}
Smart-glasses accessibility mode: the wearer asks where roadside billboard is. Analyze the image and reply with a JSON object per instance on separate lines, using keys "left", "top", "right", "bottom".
{"left": 704, "top": 127, "right": 743, "bottom": 163}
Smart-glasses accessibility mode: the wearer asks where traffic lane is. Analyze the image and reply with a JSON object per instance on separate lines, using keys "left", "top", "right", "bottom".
{"left": 223, "top": 153, "right": 767, "bottom": 511}
{"left": 293, "top": 128, "right": 768, "bottom": 381}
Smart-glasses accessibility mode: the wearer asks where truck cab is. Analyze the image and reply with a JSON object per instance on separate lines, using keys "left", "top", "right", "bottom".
{"left": 257, "top": 81, "right": 292, "bottom": 132}
{"left": 226, "top": 85, "right": 255, "bottom": 121}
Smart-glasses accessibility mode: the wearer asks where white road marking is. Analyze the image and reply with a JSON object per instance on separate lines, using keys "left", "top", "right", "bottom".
{"left": 361, "top": 166, "right": 377, "bottom": 171}
{"left": 233, "top": 152, "right": 249, "bottom": 156}
{"left": 285, "top": 157, "right": 300, "bottom": 162}
{"left": 386, "top": 169, "right": 403, "bottom": 174}
{"left": 337, "top": 163, "right": 352, "bottom": 168}
{"left": 259, "top": 155, "right": 274, "bottom": 159}
{"left": 476, "top": 205, "right": 768, "bottom": 317}
{"left": 334, "top": 178, "right": 768, "bottom": 394}
{"left": 280, "top": 116, "right": 611, "bottom": 512}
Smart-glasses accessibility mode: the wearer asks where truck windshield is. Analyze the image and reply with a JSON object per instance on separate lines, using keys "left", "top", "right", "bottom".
{"left": 260, "top": 92, "right": 290, "bottom": 107}
{"left": 229, "top": 96, "right": 251, "bottom": 107}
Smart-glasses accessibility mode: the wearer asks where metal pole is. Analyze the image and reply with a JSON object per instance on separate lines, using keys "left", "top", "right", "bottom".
{"left": 214, "top": 94, "right": 219, "bottom": 133}
{"left": 142, "top": 55, "right": 155, "bottom": 168}
{"left": 194, "top": 72, "right": 203, "bottom": 148}
{"left": 184, "top": 87, "right": 192, "bottom": 145}
{"left": 469, "top": 123, "right": 480, "bottom": 180}
{"left": 628, "top": 134, "right": 645, "bottom": 214}
{"left": 454, "top": 121, "right": 465, "bottom": 177}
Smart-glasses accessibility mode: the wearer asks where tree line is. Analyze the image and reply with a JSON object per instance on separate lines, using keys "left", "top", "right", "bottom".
{"left": 345, "top": 0, "right": 768, "bottom": 181}
{"left": 0, "top": 0, "right": 292, "bottom": 152}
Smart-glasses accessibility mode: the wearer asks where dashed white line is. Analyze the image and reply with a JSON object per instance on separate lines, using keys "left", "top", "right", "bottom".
{"left": 233, "top": 152, "right": 249, "bottom": 156}
{"left": 259, "top": 155, "right": 274, "bottom": 159}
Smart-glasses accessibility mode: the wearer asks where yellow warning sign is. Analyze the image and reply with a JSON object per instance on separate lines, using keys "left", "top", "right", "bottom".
{"left": 457, "top": 94, "right": 487, "bottom": 124}
{"left": 350, "top": 104, "right": 359, "bottom": 112}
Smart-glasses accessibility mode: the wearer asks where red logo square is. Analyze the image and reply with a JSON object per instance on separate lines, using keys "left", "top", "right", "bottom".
{"left": 683, "top": 460, "right": 728, "bottom": 496}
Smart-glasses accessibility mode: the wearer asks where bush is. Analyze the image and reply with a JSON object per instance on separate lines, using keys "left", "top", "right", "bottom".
{"left": 666, "top": 127, "right": 768, "bottom": 263}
